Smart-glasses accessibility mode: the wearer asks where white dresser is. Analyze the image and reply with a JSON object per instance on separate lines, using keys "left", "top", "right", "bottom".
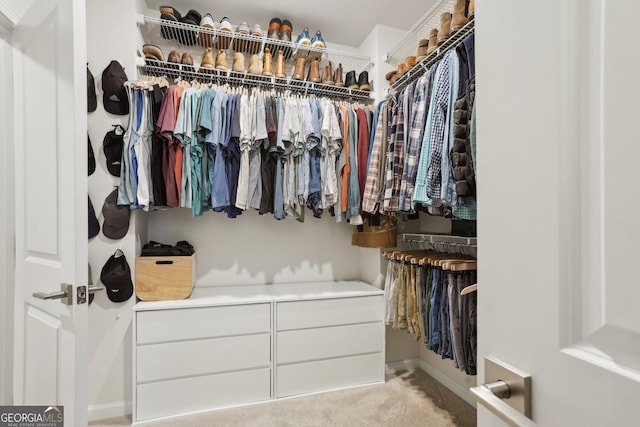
{"left": 133, "top": 281, "right": 385, "bottom": 424}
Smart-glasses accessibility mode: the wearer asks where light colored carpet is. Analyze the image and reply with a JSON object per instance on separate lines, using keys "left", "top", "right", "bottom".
{"left": 91, "top": 369, "right": 476, "bottom": 427}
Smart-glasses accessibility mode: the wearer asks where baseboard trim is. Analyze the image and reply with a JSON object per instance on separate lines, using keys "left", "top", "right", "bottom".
{"left": 88, "top": 401, "right": 131, "bottom": 422}
{"left": 417, "top": 360, "right": 476, "bottom": 407}
{"left": 385, "top": 359, "right": 420, "bottom": 375}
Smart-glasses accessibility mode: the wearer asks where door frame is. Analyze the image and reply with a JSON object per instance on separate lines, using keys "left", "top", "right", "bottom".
{"left": 0, "top": 16, "right": 14, "bottom": 406}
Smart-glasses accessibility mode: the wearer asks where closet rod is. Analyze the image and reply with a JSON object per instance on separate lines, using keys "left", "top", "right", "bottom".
{"left": 402, "top": 233, "right": 477, "bottom": 249}
{"left": 141, "top": 61, "right": 373, "bottom": 102}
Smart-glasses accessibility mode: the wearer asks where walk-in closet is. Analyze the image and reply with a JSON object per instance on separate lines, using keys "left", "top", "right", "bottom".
{"left": 4, "top": 0, "right": 640, "bottom": 425}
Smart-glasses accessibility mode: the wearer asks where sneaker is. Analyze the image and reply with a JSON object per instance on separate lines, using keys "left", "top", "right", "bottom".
{"left": 311, "top": 30, "right": 325, "bottom": 48}
{"left": 296, "top": 27, "right": 311, "bottom": 45}
{"left": 236, "top": 21, "right": 249, "bottom": 35}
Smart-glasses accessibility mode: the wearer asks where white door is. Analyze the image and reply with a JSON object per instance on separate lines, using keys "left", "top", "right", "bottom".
{"left": 11, "top": 0, "right": 88, "bottom": 425}
{"left": 477, "top": 0, "right": 640, "bottom": 425}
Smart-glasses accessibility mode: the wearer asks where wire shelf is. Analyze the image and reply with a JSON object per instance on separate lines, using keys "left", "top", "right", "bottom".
{"left": 139, "top": 15, "right": 372, "bottom": 75}
{"left": 388, "top": 20, "right": 474, "bottom": 93}
{"left": 141, "top": 60, "right": 374, "bottom": 102}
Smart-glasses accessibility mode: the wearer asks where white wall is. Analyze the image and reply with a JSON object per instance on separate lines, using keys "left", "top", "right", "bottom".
{"left": 86, "top": 0, "right": 143, "bottom": 420}
{"left": 358, "top": 24, "right": 406, "bottom": 101}
{"left": 147, "top": 209, "right": 362, "bottom": 286}
{"left": 0, "top": 33, "right": 14, "bottom": 406}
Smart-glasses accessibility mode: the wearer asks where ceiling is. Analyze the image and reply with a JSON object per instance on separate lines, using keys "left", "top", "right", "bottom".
{"left": 144, "top": 0, "right": 437, "bottom": 47}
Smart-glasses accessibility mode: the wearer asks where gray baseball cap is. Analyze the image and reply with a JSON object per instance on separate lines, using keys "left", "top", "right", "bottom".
{"left": 102, "top": 189, "right": 130, "bottom": 240}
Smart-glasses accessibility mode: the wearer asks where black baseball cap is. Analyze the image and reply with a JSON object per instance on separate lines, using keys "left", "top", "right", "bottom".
{"left": 102, "top": 189, "right": 130, "bottom": 240}
{"left": 87, "top": 65, "right": 97, "bottom": 113}
{"left": 102, "top": 60, "right": 129, "bottom": 115}
{"left": 100, "top": 249, "right": 133, "bottom": 303}
{"left": 102, "top": 125, "right": 125, "bottom": 177}
{"left": 88, "top": 195, "right": 100, "bottom": 239}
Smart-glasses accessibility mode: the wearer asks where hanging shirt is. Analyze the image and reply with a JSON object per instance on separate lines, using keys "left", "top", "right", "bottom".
{"left": 426, "top": 51, "right": 455, "bottom": 202}
{"left": 414, "top": 58, "right": 447, "bottom": 206}
{"left": 157, "top": 85, "right": 183, "bottom": 207}
{"left": 135, "top": 89, "right": 153, "bottom": 211}
{"left": 174, "top": 87, "right": 194, "bottom": 208}
{"left": 117, "top": 84, "right": 135, "bottom": 206}
{"left": 236, "top": 92, "right": 253, "bottom": 210}
{"left": 208, "top": 89, "right": 229, "bottom": 211}
{"left": 362, "top": 101, "right": 388, "bottom": 214}
{"left": 321, "top": 100, "right": 342, "bottom": 209}
{"left": 399, "top": 72, "right": 430, "bottom": 212}
{"left": 248, "top": 92, "right": 266, "bottom": 210}
{"left": 440, "top": 52, "right": 460, "bottom": 207}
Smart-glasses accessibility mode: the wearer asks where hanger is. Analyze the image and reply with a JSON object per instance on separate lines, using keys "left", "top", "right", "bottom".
{"left": 461, "top": 283, "right": 477, "bottom": 295}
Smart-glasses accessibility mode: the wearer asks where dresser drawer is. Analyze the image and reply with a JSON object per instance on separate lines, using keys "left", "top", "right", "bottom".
{"left": 277, "top": 322, "right": 383, "bottom": 364}
{"left": 136, "top": 368, "right": 271, "bottom": 422}
{"left": 276, "top": 353, "right": 384, "bottom": 398}
{"left": 137, "top": 333, "right": 270, "bottom": 383}
{"left": 276, "top": 295, "right": 383, "bottom": 331}
{"left": 136, "top": 303, "right": 270, "bottom": 344}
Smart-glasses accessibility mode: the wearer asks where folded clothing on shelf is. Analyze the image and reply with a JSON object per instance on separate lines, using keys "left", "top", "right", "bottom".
{"left": 140, "top": 240, "right": 195, "bottom": 256}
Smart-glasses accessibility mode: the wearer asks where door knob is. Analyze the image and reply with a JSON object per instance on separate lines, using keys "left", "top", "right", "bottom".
{"left": 33, "top": 283, "right": 73, "bottom": 305}
{"left": 471, "top": 357, "right": 533, "bottom": 427}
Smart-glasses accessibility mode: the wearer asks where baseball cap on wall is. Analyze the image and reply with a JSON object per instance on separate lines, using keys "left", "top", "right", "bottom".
{"left": 102, "top": 125, "right": 125, "bottom": 177}
{"left": 102, "top": 60, "right": 129, "bottom": 115}
{"left": 102, "top": 189, "right": 130, "bottom": 240}
{"left": 100, "top": 249, "right": 133, "bottom": 303}
{"left": 88, "top": 195, "right": 100, "bottom": 239}
{"left": 87, "top": 65, "right": 97, "bottom": 113}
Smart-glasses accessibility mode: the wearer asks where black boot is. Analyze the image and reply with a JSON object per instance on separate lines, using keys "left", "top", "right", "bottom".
{"left": 344, "top": 70, "right": 358, "bottom": 89}
{"left": 358, "top": 71, "right": 371, "bottom": 91}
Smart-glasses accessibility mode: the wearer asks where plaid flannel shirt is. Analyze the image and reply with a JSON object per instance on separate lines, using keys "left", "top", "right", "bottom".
{"left": 399, "top": 73, "right": 430, "bottom": 212}
{"left": 426, "top": 52, "right": 454, "bottom": 201}
{"left": 383, "top": 91, "right": 406, "bottom": 213}
{"left": 362, "top": 102, "right": 387, "bottom": 214}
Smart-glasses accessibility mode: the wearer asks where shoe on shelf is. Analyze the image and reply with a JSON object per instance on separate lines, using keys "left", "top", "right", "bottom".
{"left": 426, "top": 28, "right": 438, "bottom": 55}
{"left": 344, "top": 70, "right": 358, "bottom": 89}
{"left": 251, "top": 24, "right": 264, "bottom": 37}
{"left": 197, "top": 12, "right": 215, "bottom": 47}
{"left": 215, "top": 49, "right": 228, "bottom": 70}
{"left": 167, "top": 50, "right": 180, "bottom": 63}
{"left": 143, "top": 44, "right": 164, "bottom": 62}
{"left": 178, "top": 10, "right": 201, "bottom": 46}
{"left": 280, "top": 19, "right": 292, "bottom": 42}
{"left": 262, "top": 47, "right": 274, "bottom": 76}
{"left": 306, "top": 58, "right": 321, "bottom": 82}
{"left": 232, "top": 52, "right": 245, "bottom": 73}
{"left": 159, "top": 6, "right": 181, "bottom": 40}
{"left": 248, "top": 54, "right": 262, "bottom": 74}
{"left": 181, "top": 52, "right": 194, "bottom": 66}
{"left": 166, "top": 50, "right": 180, "bottom": 78}
{"left": 333, "top": 63, "right": 344, "bottom": 87}
{"left": 468, "top": 0, "right": 475, "bottom": 19}
{"left": 311, "top": 30, "right": 325, "bottom": 48}
{"left": 451, "top": 0, "right": 468, "bottom": 33}
{"left": 268, "top": 17, "right": 281, "bottom": 39}
{"left": 296, "top": 27, "right": 311, "bottom": 45}
{"left": 321, "top": 61, "right": 334, "bottom": 85}
{"left": 438, "top": 12, "right": 452, "bottom": 45}
{"left": 218, "top": 16, "right": 233, "bottom": 49}
{"left": 292, "top": 57, "right": 306, "bottom": 80}
{"left": 236, "top": 21, "right": 250, "bottom": 35}
{"left": 358, "top": 71, "right": 371, "bottom": 91}
{"left": 275, "top": 50, "right": 286, "bottom": 78}
{"left": 200, "top": 48, "right": 215, "bottom": 69}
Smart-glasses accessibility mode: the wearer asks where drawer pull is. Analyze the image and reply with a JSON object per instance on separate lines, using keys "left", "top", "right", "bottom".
{"left": 155, "top": 260, "right": 174, "bottom": 265}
